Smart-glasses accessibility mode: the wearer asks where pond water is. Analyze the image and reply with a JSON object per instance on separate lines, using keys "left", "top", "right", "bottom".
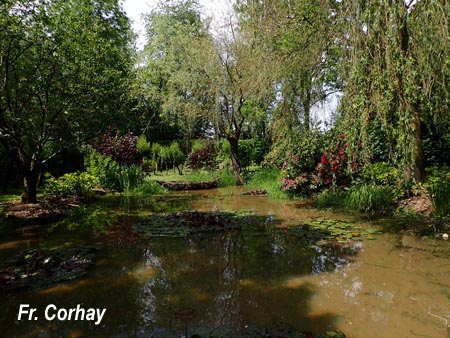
{"left": 1, "top": 187, "right": 450, "bottom": 338}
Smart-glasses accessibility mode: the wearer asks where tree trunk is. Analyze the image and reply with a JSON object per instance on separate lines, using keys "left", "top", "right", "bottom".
{"left": 23, "top": 170, "right": 39, "bottom": 204}
{"left": 228, "top": 136, "right": 244, "bottom": 185}
{"left": 405, "top": 111, "right": 425, "bottom": 183}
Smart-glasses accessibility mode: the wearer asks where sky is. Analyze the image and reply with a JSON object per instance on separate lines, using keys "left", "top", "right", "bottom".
{"left": 121, "top": 0, "right": 233, "bottom": 49}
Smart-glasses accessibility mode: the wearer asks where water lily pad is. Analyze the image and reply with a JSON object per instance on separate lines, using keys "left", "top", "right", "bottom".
{"left": 0, "top": 245, "right": 100, "bottom": 292}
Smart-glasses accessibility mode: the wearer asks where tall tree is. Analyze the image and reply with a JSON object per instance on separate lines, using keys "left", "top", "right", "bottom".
{"left": 135, "top": 0, "right": 209, "bottom": 145}
{"left": 139, "top": 1, "right": 261, "bottom": 184}
{"left": 0, "top": 0, "right": 133, "bottom": 202}
{"left": 338, "top": 0, "right": 450, "bottom": 182}
{"left": 236, "top": 0, "right": 341, "bottom": 131}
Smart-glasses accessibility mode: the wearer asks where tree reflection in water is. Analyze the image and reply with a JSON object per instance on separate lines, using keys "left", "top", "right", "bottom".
{"left": 134, "top": 214, "right": 352, "bottom": 335}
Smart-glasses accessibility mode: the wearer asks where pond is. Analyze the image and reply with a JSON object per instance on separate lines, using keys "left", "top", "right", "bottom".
{"left": 1, "top": 187, "right": 450, "bottom": 337}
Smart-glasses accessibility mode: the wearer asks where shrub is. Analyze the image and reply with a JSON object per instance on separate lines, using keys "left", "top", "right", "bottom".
{"left": 93, "top": 130, "right": 138, "bottom": 165}
{"left": 361, "top": 162, "right": 400, "bottom": 186}
{"left": 316, "top": 134, "right": 356, "bottom": 189}
{"left": 264, "top": 130, "right": 323, "bottom": 172}
{"left": 151, "top": 143, "right": 162, "bottom": 172}
{"left": 188, "top": 141, "right": 217, "bottom": 170}
{"left": 43, "top": 172, "right": 99, "bottom": 198}
{"left": 136, "top": 135, "right": 152, "bottom": 158}
{"left": 168, "top": 142, "right": 185, "bottom": 174}
{"left": 85, "top": 148, "right": 122, "bottom": 190}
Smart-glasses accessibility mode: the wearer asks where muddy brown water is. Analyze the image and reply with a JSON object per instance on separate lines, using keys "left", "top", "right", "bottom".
{"left": 1, "top": 187, "right": 450, "bottom": 337}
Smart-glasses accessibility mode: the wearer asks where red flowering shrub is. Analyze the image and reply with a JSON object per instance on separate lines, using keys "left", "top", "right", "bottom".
{"left": 316, "top": 134, "right": 357, "bottom": 188}
{"left": 280, "top": 134, "right": 360, "bottom": 195}
{"left": 94, "top": 131, "right": 138, "bottom": 165}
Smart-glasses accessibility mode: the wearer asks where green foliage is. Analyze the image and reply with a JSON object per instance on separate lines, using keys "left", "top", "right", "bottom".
{"left": 167, "top": 141, "right": 185, "bottom": 172}
{"left": 132, "top": 177, "right": 167, "bottom": 195}
{"left": 314, "top": 189, "right": 347, "bottom": 209}
{"left": 84, "top": 148, "right": 143, "bottom": 192}
{"left": 344, "top": 184, "right": 395, "bottom": 213}
{"left": 43, "top": 172, "right": 99, "bottom": 198}
{"left": 264, "top": 130, "right": 323, "bottom": 172}
{"left": 0, "top": 0, "right": 133, "bottom": 202}
{"left": 425, "top": 167, "right": 450, "bottom": 218}
{"left": 119, "top": 165, "right": 144, "bottom": 193}
{"left": 238, "top": 139, "right": 254, "bottom": 169}
{"left": 137, "top": 135, "right": 152, "bottom": 157}
{"left": 247, "top": 168, "right": 289, "bottom": 199}
{"left": 316, "top": 184, "right": 395, "bottom": 214}
{"left": 217, "top": 169, "right": 237, "bottom": 187}
{"left": 238, "top": 139, "right": 269, "bottom": 169}
{"left": 361, "top": 162, "right": 400, "bottom": 186}
{"left": 84, "top": 149, "right": 122, "bottom": 191}
{"left": 191, "top": 139, "right": 209, "bottom": 153}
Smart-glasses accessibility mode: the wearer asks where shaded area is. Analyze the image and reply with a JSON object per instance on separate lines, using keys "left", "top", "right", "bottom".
{"left": 0, "top": 245, "right": 100, "bottom": 292}
{"left": 0, "top": 210, "right": 351, "bottom": 337}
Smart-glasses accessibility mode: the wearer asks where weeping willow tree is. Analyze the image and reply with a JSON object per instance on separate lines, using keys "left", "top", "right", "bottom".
{"left": 339, "top": 0, "right": 450, "bottom": 182}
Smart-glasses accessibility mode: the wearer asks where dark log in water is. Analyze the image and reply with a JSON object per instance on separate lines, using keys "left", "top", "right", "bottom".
{"left": 156, "top": 178, "right": 220, "bottom": 191}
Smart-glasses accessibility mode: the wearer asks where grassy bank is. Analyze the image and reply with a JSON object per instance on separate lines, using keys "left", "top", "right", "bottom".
{"left": 246, "top": 167, "right": 289, "bottom": 199}
{"left": 149, "top": 168, "right": 236, "bottom": 187}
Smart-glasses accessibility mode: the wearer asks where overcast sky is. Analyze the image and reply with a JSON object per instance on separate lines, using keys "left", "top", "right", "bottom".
{"left": 122, "top": 0, "right": 233, "bottom": 49}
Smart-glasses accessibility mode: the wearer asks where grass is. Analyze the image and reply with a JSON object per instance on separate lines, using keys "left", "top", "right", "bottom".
{"left": 130, "top": 177, "right": 168, "bottom": 195}
{"left": 149, "top": 168, "right": 237, "bottom": 187}
{"left": 315, "top": 184, "right": 395, "bottom": 214}
{"left": 246, "top": 167, "right": 289, "bottom": 199}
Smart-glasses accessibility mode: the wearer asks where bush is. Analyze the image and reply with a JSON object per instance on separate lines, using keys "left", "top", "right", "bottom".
{"left": 316, "top": 134, "right": 356, "bottom": 189}
{"left": 167, "top": 142, "right": 185, "bottom": 174}
{"left": 361, "top": 162, "right": 400, "bottom": 186}
{"left": 188, "top": 140, "right": 217, "bottom": 170}
{"left": 84, "top": 149, "right": 144, "bottom": 192}
{"left": 43, "top": 172, "right": 99, "bottom": 198}
{"left": 84, "top": 148, "right": 122, "bottom": 190}
{"left": 136, "top": 135, "right": 152, "bottom": 158}
{"left": 93, "top": 130, "right": 138, "bottom": 165}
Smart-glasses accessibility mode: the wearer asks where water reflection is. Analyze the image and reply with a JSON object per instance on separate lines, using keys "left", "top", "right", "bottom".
{"left": 3, "top": 188, "right": 449, "bottom": 337}
{"left": 127, "top": 224, "right": 349, "bottom": 335}
{"left": 0, "top": 212, "right": 349, "bottom": 337}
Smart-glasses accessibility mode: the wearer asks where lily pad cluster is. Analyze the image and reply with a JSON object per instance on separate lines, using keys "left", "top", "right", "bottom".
{"left": 0, "top": 245, "right": 100, "bottom": 292}
{"left": 133, "top": 211, "right": 253, "bottom": 238}
{"left": 276, "top": 218, "right": 381, "bottom": 247}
